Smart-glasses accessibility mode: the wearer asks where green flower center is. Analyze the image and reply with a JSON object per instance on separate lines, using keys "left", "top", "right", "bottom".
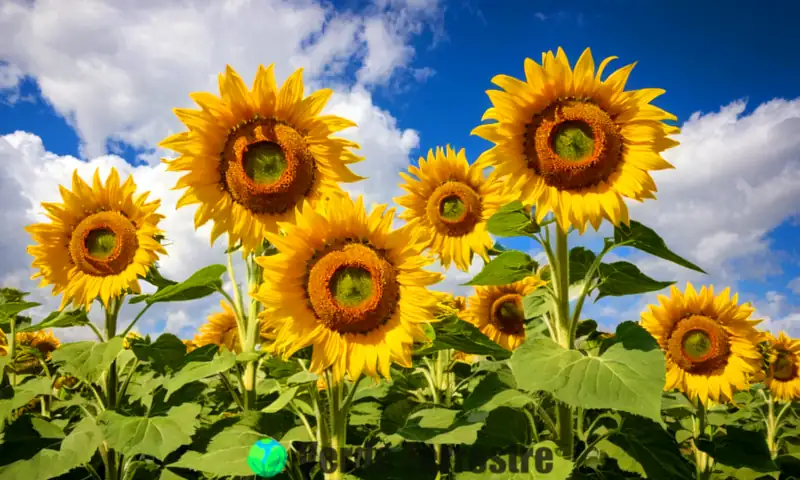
{"left": 330, "top": 267, "right": 374, "bottom": 307}
{"left": 243, "top": 142, "right": 287, "bottom": 186}
{"left": 682, "top": 330, "right": 712, "bottom": 361}
{"left": 439, "top": 195, "right": 466, "bottom": 220}
{"left": 84, "top": 228, "right": 117, "bottom": 259}
{"left": 551, "top": 120, "right": 595, "bottom": 162}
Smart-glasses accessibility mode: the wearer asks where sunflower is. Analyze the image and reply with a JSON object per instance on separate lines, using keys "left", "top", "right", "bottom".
{"left": 395, "top": 146, "right": 517, "bottom": 271}
{"left": 26, "top": 169, "right": 165, "bottom": 310}
{"left": 472, "top": 47, "right": 679, "bottom": 233}
{"left": 160, "top": 64, "right": 363, "bottom": 254}
{"left": 193, "top": 300, "right": 272, "bottom": 353}
{"left": 463, "top": 276, "right": 546, "bottom": 351}
{"left": 123, "top": 330, "right": 143, "bottom": 349}
{"left": 434, "top": 293, "right": 474, "bottom": 363}
{"left": 640, "top": 284, "right": 763, "bottom": 404}
{"left": 1, "top": 330, "right": 61, "bottom": 374}
{"left": 183, "top": 339, "right": 197, "bottom": 353}
{"left": 254, "top": 194, "right": 442, "bottom": 384}
{"left": 763, "top": 332, "right": 800, "bottom": 402}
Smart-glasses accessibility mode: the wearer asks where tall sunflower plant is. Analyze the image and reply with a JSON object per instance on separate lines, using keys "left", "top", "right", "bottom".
{"left": 1, "top": 49, "right": 799, "bottom": 480}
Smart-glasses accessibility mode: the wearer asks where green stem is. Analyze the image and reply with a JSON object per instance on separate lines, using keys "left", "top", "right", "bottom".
{"left": 573, "top": 430, "right": 615, "bottom": 468}
{"left": 8, "top": 316, "right": 17, "bottom": 387}
{"left": 553, "top": 226, "right": 575, "bottom": 460}
{"left": 116, "top": 360, "right": 139, "bottom": 409}
{"left": 764, "top": 392, "right": 790, "bottom": 459}
{"left": 226, "top": 251, "right": 247, "bottom": 322}
{"left": 218, "top": 373, "right": 244, "bottom": 411}
{"left": 87, "top": 321, "right": 105, "bottom": 342}
{"left": 242, "top": 253, "right": 263, "bottom": 411}
{"left": 103, "top": 297, "right": 123, "bottom": 480}
{"left": 121, "top": 302, "right": 151, "bottom": 338}
{"left": 692, "top": 399, "right": 710, "bottom": 480}
{"left": 323, "top": 371, "right": 347, "bottom": 480}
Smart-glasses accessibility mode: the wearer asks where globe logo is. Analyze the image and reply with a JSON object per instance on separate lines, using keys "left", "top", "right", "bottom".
{"left": 247, "top": 438, "right": 288, "bottom": 478}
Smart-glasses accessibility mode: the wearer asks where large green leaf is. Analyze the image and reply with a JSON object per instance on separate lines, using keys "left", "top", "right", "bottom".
{"left": 597, "top": 414, "right": 693, "bottom": 480}
{"left": 261, "top": 386, "right": 299, "bottom": 414}
{"left": 397, "top": 408, "right": 486, "bottom": 445}
{"left": 169, "top": 424, "right": 264, "bottom": 476}
{"left": 463, "top": 372, "right": 530, "bottom": 412}
{"left": 0, "top": 377, "right": 53, "bottom": 420}
{"left": 132, "top": 333, "right": 187, "bottom": 373}
{"left": 465, "top": 251, "right": 537, "bottom": 286}
{"left": 51, "top": 337, "right": 125, "bottom": 383}
{"left": 17, "top": 309, "right": 89, "bottom": 332}
{"left": 455, "top": 441, "right": 573, "bottom": 479}
{"left": 697, "top": 425, "right": 779, "bottom": 479}
{"left": 0, "top": 302, "right": 40, "bottom": 320}
{"left": 614, "top": 221, "right": 705, "bottom": 273}
{"left": 509, "top": 322, "right": 665, "bottom": 422}
{"left": 487, "top": 201, "right": 540, "bottom": 237}
{"left": 596, "top": 261, "right": 674, "bottom": 299}
{"left": 0, "top": 416, "right": 103, "bottom": 479}
{"left": 99, "top": 403, "right": 202, "bottom": 461}
{"left": 131, "top": 264, "right": 226, "bottom": 305}
{"left": 162, "top": 349, "right": 235, "bottom": 400}
{"left": 414, "top": 315, "right": 511, "bottom": 359}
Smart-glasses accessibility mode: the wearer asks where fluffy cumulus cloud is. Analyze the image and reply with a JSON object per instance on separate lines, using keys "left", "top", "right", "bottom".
{"left": 583, "top": 99, "right": 800, "bottom": 331}
{"left": 0, "top": 0, "right": 442, "bottom": 341}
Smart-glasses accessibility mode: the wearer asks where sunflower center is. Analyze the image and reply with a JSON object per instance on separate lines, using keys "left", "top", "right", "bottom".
{"left": 491, "top": 293, "right": 525, "bottom": 335}
{"left": 524, "top": 100, "right": 623, "bottom": 190}
{"left": 243, "top": 142, "right": 288, "bottom": 185}
{"left": 85, "top": 228, "right": 117, "bottom": 259}
{"left": 426, "top": 181, "right": 482, "bottom": 237}
{"left": 307, "top": 243, "right": 399, "bottom": 335}
{"left": 69, "top": 211, "right": 140, "bottom": 277}
{"left": 667, "top": 315, "right": 731, "bottom": 374}
{"left": 220, "top": 118, "right": 315, "bottom": 215}
{"left": 330, "top": 267, "right": 374, "bottom": 307}
{"left": 551, "top": 121, "right": 595, "bottom": 162}
{"left": 773, "top": 352, "right": 797, "bottom": 381}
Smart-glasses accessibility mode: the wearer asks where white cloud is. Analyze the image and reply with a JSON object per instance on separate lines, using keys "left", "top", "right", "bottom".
{"left": 0, "top": 0, "right": 439, "bottom": 342}
{"left": 790, "top": 276, "right": 800, "bottom": 295}
{"left": 0, "top": 0, "right": 438, "bottom": 159}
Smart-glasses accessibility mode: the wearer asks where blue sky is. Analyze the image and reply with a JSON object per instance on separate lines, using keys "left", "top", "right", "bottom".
{"left": 1, "top": 0, "right": 798, "bottom": 339}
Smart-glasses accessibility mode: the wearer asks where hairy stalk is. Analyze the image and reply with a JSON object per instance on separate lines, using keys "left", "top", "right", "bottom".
{"left": 692, "top": 399, "right": 711, "bottom": 480}
{"left": 242, "top": 252, "right": 263, "bottom": 410}
{"left": 8, "top": 316, "right": 17, "bottom": 387}
{"left": 764, "top": 391, "right": 792, "bottom": 459}
{"left": 553, "top": 226, "right": 575, "bottom": 460}
{"left": 102, "top": 296, "right": 124, "bottom": 480}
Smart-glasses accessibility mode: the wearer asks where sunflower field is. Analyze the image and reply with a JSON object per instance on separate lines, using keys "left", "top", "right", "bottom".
{"left": 2, "top": 48, "right": 800, "bottom": 480}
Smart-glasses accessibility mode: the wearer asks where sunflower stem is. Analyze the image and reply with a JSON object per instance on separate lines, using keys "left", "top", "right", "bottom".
{"left": 321, "top": 370, "right": 349, "bottom": 480}
{"left": 8, "top": 316, "right": 16, "bottom": 387}
{"left": 692, "top": 399, "right": 711, "bottom": 480}
{"left": 103, "top": 296, "right": 123, "bottom": 480}
{"left": 552, "top": 226, "right": 575, "bottom": 460}
{"left": 241, "top": 252, "right": 263, "bottom": 411}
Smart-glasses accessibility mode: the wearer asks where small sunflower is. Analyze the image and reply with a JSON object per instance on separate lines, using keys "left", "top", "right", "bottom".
{"left": 193, "top": 300, "right": 272, "bottom": 353}
{"left": 435, "top": 293, "right": 473, "bottom": 363}
{"left": 1, "top": 330, "right": 61, "bottom": 374}
{"left": 160, "top": 65, "right": 363, "bottom": 254}
{"left": 26, "top": 168, "right": 166, "bottom": 310}
{"left": 123, "top": 330, "right": 143, "bottom": 349}
{"left": 254, "top": 194, "right": 443, "bottom": 384}
{"left": 640, "top": 284, "right": 763, "bottom": 404}
{"left": 395, "top": 146, "right": 517, "bottom": 271}
{"left": 472, "top": 47, "right": 679, "bottom": 233}
{"left": 763, "top": 332, "right": 800, "bottom": 402}
{"left": 463, "top": 276, "right": 546, "bottom": 351}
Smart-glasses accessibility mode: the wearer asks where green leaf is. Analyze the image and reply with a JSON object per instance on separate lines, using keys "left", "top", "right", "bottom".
{"left": 614, "top": 221, "right": 705, "bottom": 273}
{"left": 17, "top": 309, "right": 89, "bottom": 332}
{"left": 568, "top": 247, "right": 597, "bottom": 285}
{"left": 132, "top": 333, "right": 187, "bottom": 373}
{"left": 509, "top": 322, "right": 665, "bottom": 422}
{"left": 0, "top": 302, "right": 40, "bottom": 323}
{"left": 286, "top": 371, "right": 319, "bottom": 386}
{"left": 51, "top": 337, "right": 125, "bottom": 383}
{"left": 184, "top": 344, "right": 219, "bottom": 363}
{"left": 597, "top": 414, "right": 693, "bottom": 480}
{"left": 463, "top": 372, "right": 530, "bottom": 412}
{"left": 262, "top": 386, "right": 299, "bottom": 414}
{"left": 454, "top": 441, "right": 573, "bottom": 479}
{"left": 596, "top": 261, "right": 674, "bottom": 299}
{"left": 132, "top": 264, "right": 227, "bottom": 305}
{"left": 487, "top": 201, "right": 540, "bottom": 237}
{"left": 142, "top": 267, "right": 178, "bottom": 289}
{"left": 697, "top": 425, "right": 779, "bottom": 479}
{"left": 99, "top": 403, "right": 202, "bottom": 461}
{"left": 350, "top": 402, "right": 383, "bottom": 426}
{"left": 170, "top": 424, "right": 264, "bottom": 476}
{"left": 465, "top": 251, "right": 536, "bottom": 286}
{"left": 0, "top": 416, "right": 103, "bottom": 479}
{"left": 162, "top": 349, "right": 235, "bottom": 400}
{"left": 397, "top": 408, "right": 486, "bottom": 445}
{"left": 476, "top": 407, "right": 530, "bottom": 447}
{"left": 281, "top": 425, "right": 313, "bottom": 442}
{"left": 522, "top": 289, "right": 553, "bottom": 320}
{"left": 413, "top": 315, "right": 510, "bottom": 359}
{"left": 0, "top": 377, "right": 52, "bottom": 422}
